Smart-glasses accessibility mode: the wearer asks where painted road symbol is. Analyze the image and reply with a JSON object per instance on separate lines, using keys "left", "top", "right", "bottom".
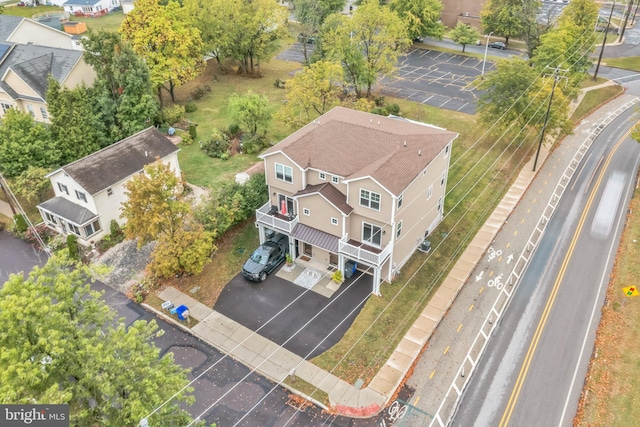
{"left": 487, "top": 247, "right": 502, "bottom": 261}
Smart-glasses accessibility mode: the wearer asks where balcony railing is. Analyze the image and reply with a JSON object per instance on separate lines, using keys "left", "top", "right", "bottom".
{"left": 255, "top": 202, "right": 299, "bottom": 234}
{"left": 339, "top": 236, "right": 392, "bottom": 267}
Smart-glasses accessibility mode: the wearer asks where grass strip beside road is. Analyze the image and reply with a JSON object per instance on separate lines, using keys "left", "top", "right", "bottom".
{"left": 570, "top": 85, "right": 624, "bottom": 123}
{"left": 575, "top": 189, "right": 640, "bottom": 426}
{"left": 600, "top": 56, "right": 640, "bottom": 72}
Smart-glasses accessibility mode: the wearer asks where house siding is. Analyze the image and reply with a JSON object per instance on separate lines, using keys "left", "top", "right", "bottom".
{"left": 346, "top": 178, "right": 392, "bottom": 225}
{"left": 63, "top": 58, "right": 96, "bottom": 88}
{"left": 297, "top": 193, "right": 343, "bottom": 236}
{"left": 264, "top": 152, "right": 303, "bottom": 210}
{"left": 8, "top": 20, "right": 78, "bottom": 50}
{"left": 4, "top": 70, "right": 39, "bottom": 98}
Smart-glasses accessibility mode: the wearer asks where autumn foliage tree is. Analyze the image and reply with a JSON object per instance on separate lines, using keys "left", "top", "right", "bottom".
{"left": 277, "top": 60, "right": 344, "bottom": 129}
{"left": 321, "top": 0, "right": 410, "bottom": 97}
{"left": 121, "top": 161, "right": 214, "bottom": 277}
{"left": 120, "top": 0, "right": 204, "bottom": 104}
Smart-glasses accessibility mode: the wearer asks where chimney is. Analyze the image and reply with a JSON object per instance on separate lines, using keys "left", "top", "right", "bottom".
{"left": 403, "top": 141, "right": 407, "bottom": 147}
{"left": 418, "top": 150, "right": 421, "bottom": 156}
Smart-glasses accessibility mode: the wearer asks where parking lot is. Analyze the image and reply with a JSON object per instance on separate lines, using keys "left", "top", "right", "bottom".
{"left": 378, "top": 47, "right": 492, "bottom": 115}
{"left": 278, "top": 44, "right": 491, "bottom": 115}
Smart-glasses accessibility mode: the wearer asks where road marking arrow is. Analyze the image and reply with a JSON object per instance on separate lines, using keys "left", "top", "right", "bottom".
{"left": 476, "top": 271, "right": 484, "bottom": 282}
{"left": 506, "top": 253, "right": 514, "bottom": 264}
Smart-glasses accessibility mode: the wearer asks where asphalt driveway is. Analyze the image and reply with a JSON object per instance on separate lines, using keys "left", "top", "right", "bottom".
{"left": 214, "top": 270, "right": 372, "bottom": 359}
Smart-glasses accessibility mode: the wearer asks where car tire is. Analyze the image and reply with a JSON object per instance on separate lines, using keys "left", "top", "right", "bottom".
{"left": 260, "top": 271, "right": 267, "bottom": 282}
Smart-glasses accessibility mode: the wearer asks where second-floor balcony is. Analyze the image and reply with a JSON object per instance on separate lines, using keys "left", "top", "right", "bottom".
{"left": 339, "top": 236, "right": 392, "bottom": 267}
{"left": 255, "top": 202, "right": 299, "bottom": 234}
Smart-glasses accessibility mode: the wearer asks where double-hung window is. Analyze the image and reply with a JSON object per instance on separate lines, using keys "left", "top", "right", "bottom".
{"left": 75, "top": 190, "right": 87, "bottom": 203}
{"left": 84, "top": 220, "right": 101, "bottom": 237}
{"left": 360, "top": 189, "right": 381, "bottom": 210}
{"left": 275, "top": 163, "right": 293, "bottom": 183}
{"left": 58, "top": 182, "right": 69, "bottom": 195}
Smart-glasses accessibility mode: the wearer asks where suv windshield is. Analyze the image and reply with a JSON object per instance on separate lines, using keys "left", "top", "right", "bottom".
{"left": 250, "top": 249, "right": 269, "bottom": 265}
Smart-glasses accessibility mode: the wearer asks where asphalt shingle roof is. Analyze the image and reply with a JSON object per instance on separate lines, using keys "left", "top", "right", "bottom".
{"left": 39, "top": 197, "right": 97, "bottom": 225}
{"left": 262, "top": 107, "right": 458, "bottom": 196}
{"left": 0, "top": 16, "right": 23, "bottom": 43}
{"left": 0, "top": 44, "right": 83, "bottom": 100}
{"left": 63, "top": 0, "right": 104, "bottom": 6}
{"left": 61, "top": 127, "right": 180, "bottom": 195}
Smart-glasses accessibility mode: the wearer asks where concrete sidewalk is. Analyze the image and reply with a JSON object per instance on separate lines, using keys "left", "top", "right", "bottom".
{"left": 150, "top": 90, "right": 637, "bottom": 419}
{"left": 0, "top": 199, "right": 13, "bottom": 219}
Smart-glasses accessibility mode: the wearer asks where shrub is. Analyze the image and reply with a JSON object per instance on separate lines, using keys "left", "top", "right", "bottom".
{"left": 387, "top": 103, "right": 400, "bottom": 115}
{"left": 13, "top": 214, "right": 28, "bottom": 234}
{"left": 228, "top": 123, "right": 241, "bottom": 137}
{"left": 185, "top": 102, "right": 198, "bottom": 113}
{"left": 332, "top": 270, "right": 343, "bottom": 283}
{"left": 201, "top": 128, "right": 231, "bottom": 158}
{"left": 371, "top": 106, "right": 388, "bottom": 116}
{"left": 188, "top": 124, "right": 197, "bottom": 140}
{"left": 67, "top": 234, "right": 79, "bottom": 260}
{"left": 240, "top": 134, "right": 268, "bottom": 154}
{"left": 374, "top": 95, "right": 385, "bottom": 107}
{"left": 160, "top": 105, "right": 185, "bottom": 126}
{"left": 180, "top": 133, "right": 194, "bottom": 146}
{"left": 23, "top": 223, "right": 54, "bottom": 248}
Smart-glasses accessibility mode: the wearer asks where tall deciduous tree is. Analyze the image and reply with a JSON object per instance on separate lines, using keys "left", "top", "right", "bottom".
{"left": 11, "top": 166, "right": 51, "bottom": 204}
{"left": 390, "top": 0, "right": 445, "bottom": 41}
{"left": 121, "top": 161, "right": 188, "bottom": 247}
{"left": 481, "top": 0, "right": 525, "bottom": 45}
{"left": 148, "top": 221, "right": 214, "bottom": 277}
{"left": 475, "top": 58, "right": 569, "bottom": 136}
{"left": 277, "top": 61, "right": 344, "bottom": 129}
{"left": 120, "top": 0, "right": 204, "bottom": 104}
{"left": 293, "top": 0, "right": 346, "bottom": 62}
{"left": 228, "top": 91, "right": 272, "bottom": 137}
{"left": 0, "top": 109, "right": 57, "bottom": 177}
{"left": 0, "top": 253, "right": 197, "bottom": 426}
{"left": 451, "top": 22, "right": 480, "bottom": 53}
{"left": 321, "top": 0, "right": 410, "bottom": 97}
{"left": 83, "top": 30, "right": 158, "bottom": 141}
{"left": 46, "top": 78, "right": 105, "bottom": 163}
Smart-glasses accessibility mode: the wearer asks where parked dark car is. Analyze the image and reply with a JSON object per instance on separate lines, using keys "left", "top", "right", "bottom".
{"left": 488, "top": 41, "right": 506, "bottom": 50}
{"left": 242, "top": 233, "right": 289, "bottom": 282}
{"left": 298, "top": 33, "right": 317, "bottom": 44}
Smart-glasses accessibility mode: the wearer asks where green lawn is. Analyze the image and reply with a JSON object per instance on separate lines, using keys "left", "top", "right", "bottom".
{"left": 601, "top": 56, "right": 640, "bottom": 72}
{"left": 69, "top": 11, "right": 124, "bottom": 33}
{"left": 570, "top": 84, "right": 624, "bottom": 123}
{"left": 1, "top": 4, "right": 62, "bottom": 18}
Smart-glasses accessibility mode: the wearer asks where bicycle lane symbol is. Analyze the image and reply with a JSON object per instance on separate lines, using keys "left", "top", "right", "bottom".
{"left": 487, "top": 273, "right": 504, "bottom": 290}
{"left": 377, "top": 400, "right": 408, "bottom": 426}
{"left": 487, "top": 246, "right": 502, "bottom": 262}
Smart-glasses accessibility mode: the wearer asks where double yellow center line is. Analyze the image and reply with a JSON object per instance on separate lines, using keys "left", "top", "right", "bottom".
{"left": 499, "top": 127, "right": 633, "bottom": 427}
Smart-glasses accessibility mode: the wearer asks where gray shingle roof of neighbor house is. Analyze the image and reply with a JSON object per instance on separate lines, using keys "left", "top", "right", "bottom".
{"left": 0, "top": 16, "right": 23, "bottom": 43}
{"left": 39, "top": 197, "right": 97, "bottom": 225}
{"left": 0, "top": 44, "right": 83, "bottom": 100}
{"left": 58, "top": 127, "right": 180, "bottom": 195}
{"left": 261, "top": 106, "right": 458, "bottom": 196}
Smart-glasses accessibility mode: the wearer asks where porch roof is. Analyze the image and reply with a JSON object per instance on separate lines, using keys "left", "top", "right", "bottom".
{"left": 291, "top": 223, "right": 339, "bottom": 253}
{"left": 38, "top": 197, "right": 97, "bottom": 225}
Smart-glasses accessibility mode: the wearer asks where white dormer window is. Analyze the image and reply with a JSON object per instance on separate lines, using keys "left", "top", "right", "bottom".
{"left": 332, "top": 176, "right": 339, "bottom": 184}
{"left": 58, "top": 182, "right": 69, "bottom": 195}
{"left": 319, "top": 172, "right": 326, "bottom": 180}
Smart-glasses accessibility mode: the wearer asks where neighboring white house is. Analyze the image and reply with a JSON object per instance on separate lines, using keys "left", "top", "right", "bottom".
{"left": 0, "top": 15, "right": 82, "bottom": 51}
{"left": 38, "top": 127, "right": 181, "bottom": 246}
{"left": 63, "top": 0, "right": 120, "bottom": 17}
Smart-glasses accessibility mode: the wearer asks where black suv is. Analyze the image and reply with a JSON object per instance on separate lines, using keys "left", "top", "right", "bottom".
{"left": 242, "top": 234, "right": 289, "bottom": 282}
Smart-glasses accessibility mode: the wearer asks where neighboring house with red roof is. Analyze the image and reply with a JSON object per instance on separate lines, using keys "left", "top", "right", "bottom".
{"left": 38, "top": 127, "right": 181, "bottom": 246}
{"left": 255, "top": 107, "right": 458, "bottom": 295}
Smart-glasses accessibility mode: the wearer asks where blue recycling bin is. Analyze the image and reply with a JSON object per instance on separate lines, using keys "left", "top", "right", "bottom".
{"left": 174, "top": 305, "right": 189, "bottom": 321}
{"left": 345, "top": 261, "right": 357, "bottom": 279}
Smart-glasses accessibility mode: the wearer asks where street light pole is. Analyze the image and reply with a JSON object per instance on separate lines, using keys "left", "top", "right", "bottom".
{"left": 482, "top": 32, "right": 493, "bottom": 76}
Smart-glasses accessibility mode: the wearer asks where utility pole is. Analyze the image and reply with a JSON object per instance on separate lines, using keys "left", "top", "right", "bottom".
{"left": 619, "top": 0, "right": 634, "bottom": 42}
{"left": 533, "top": 67, "right": 568, "bottom": 172}
{"left": 594, "top": 1, "right": 616, "bottom": 81}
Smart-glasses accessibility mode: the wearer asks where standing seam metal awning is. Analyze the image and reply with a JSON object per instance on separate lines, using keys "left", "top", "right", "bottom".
{"left": 290, "top": 223, "right": 340, "bottom": 253}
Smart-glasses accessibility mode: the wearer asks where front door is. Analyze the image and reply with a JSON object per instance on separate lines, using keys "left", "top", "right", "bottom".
{"left": 329, "top": 253, "right": 338, "bottom": 266}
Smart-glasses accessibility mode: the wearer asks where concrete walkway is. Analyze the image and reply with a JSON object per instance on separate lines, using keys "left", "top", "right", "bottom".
{"left": 150, "top": 85, "right": 631, "bottom": 418}
{"left": 0, "top": 199, "right": 14, "bottom": 219}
